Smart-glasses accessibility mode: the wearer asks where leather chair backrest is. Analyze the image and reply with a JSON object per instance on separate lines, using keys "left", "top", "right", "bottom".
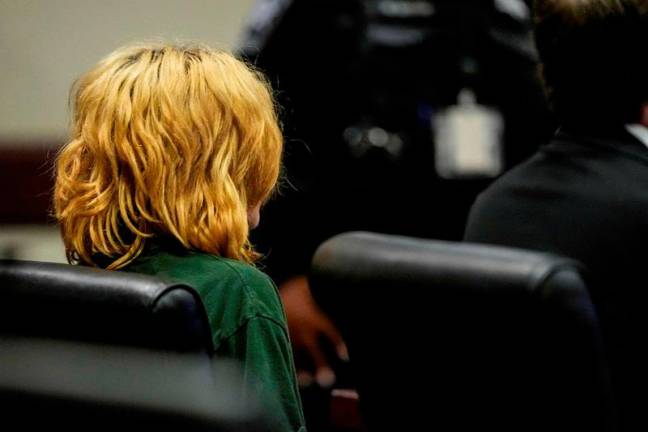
{"left": 0, "top": 259, "right": 213, "bottom": 353}
{"left": 310, "top": 232, "right": 616, "bottom": 431}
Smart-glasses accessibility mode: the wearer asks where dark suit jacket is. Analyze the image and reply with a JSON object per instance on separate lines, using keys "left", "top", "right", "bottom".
{"left": 464, "top": 128, "right": 648, "bottom": 431}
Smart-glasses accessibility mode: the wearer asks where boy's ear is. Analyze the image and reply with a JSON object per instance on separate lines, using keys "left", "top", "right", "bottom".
{"left": 247, "top": 205, "right": 261, "bottom": 230}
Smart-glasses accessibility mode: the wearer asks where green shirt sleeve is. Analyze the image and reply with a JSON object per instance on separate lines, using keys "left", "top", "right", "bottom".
{"left": 217, "top": 316, "right": 307, "bottom": 432}
{"left": 123, "top": 251, "right": 306, "bottom": 431}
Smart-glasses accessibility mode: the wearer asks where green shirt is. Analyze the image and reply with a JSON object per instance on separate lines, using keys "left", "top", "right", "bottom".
{"left": 123, "top": 245, "right": 306, "bottom": 432}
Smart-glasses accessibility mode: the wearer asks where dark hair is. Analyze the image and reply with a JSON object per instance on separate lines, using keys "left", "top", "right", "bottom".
{"left": 533, "top": 0, "right": 648, "bottom": 127}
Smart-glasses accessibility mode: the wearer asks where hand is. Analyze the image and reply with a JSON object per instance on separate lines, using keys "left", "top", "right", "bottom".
{"left": 279, "top": 275, "right": 349, "bottom": 388}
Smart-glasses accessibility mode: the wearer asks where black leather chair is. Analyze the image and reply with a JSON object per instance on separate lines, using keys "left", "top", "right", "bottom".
{"left": 0, "top": 259, "right": 212, "bottom": 352}
{"left": 310, "top": 232, "right": 616, "bottom": 432}
{"left": 0, "top": 259, "right": 269, "bottom": 431}
{"left": 0, "top": 337, "right": 264, "bottom": 431}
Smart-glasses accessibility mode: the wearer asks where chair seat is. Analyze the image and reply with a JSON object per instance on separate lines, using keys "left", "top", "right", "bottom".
{"left": 0, "top": 337, "right": 264, "bottom": 431}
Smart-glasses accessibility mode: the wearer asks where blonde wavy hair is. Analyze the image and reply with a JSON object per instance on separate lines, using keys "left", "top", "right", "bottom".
{"left": 54, "top": 42, "right": 283, "bottom": 269}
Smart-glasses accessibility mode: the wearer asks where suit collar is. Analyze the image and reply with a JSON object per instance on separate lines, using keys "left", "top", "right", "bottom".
{"left": 550, "top": 127, "right": 648, "bottom": 166}
{"left": 626, "top": 124, "right": 648, "bottom": 149}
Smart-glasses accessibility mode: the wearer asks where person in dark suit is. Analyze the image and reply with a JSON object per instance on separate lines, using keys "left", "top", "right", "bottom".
{"left": 464, "top": 1, "right": 648, "bottom": 429}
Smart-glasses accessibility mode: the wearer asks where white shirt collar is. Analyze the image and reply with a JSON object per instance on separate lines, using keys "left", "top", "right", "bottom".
{"left": 625, "top": 124, "right": 648, "bottom": 149}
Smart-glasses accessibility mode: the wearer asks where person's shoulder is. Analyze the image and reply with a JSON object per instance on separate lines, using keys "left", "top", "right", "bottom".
{"left": 186, "top": 253, "right": 284, "bottom": 321}
{"left": 465, "top": 150, "right": 549, "bottom": 234}
{"left": 129, "top": 250, "right": 239, "bottom": 281}
{"left": 217, "top": 257, "right": 278, "bottom": 296}
{"left": 129, "top": 251, "right": 281, "bottom": 313}
{"left": 473, "top": 153, "right": 540, "bottom": 205}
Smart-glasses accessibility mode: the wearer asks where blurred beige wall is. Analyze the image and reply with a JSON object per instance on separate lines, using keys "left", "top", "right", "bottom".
{"left": 0, "top": 0, "right": 257, "bottom": 262}
{"left": 0, "top": 0, "right": 256, "bottom": 144}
